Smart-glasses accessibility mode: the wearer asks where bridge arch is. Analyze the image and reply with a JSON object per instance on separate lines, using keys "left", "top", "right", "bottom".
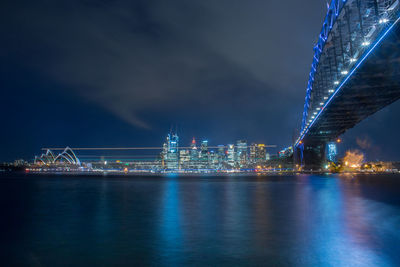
{"left": 294, "top": 0, "right": 400, "bottom": 168}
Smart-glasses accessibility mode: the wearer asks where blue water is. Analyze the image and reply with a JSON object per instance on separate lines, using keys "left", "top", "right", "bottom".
{"left": 1, "top": 174, "right": 400, "bottom": 266}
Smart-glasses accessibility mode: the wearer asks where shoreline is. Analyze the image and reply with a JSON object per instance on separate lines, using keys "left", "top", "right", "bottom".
{"left": 1, "top": 170, "right": 400, "bottom": 177}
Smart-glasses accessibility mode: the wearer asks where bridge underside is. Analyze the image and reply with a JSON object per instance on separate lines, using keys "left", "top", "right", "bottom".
{"left": 304, "top": 23, "right": 400, "bottom": 145}
{"left": 298, "top": 22, "right": 400, "bottom": 169}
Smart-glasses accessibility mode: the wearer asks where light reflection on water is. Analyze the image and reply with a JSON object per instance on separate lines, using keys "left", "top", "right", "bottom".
{"left": 1, "top": 174, "right": 400, "bottom": 266}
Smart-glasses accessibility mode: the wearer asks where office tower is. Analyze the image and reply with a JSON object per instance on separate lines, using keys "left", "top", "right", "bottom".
{"left": 217, "top": 145, "right": 226, "bottom": 167}
{"left": 236, "top": 140, "right": 248, "bottom": 167}
{"left": 327, "top": 142, "right": 337, "bottom": 163}
{"left": 179, "top": 149, "right": 190, "bottom": 169}
{"left": 200, "top": 140, "right": 209, "bottom": 168}
{"left": 256, "top": 144, "right": 266, "bottom": 163}
{"left": 209, "top": 150, "right": 217, "bottom": 169}
{"left": 250, "top": 143, "right": 257, "bottom": 163}
{"left": 165, "top": 133, "right": 179, "bottom": 169}
{"left": 227, "top": 144, "right": 235, "bottom": 166}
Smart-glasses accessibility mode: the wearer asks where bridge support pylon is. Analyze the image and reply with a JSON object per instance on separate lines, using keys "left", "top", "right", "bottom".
{"left": 294, "top": 141, "right": 327, "bottom": 171}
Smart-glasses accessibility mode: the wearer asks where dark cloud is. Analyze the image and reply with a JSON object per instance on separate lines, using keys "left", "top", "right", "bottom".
{"left": 1, "top": 0, "right": 325, "bottom": 130}
{"left": 4, "top": 0, "right": 399, "bottom": 161}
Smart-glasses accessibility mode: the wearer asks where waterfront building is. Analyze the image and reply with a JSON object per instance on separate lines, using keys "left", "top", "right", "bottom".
{"left": 278, "top": 146, "right": 293, "bottom": 158}
{"left": 164, "top": 133, "right": 179, "bottom": 169}
{"left": 250, "top": 143, "right": 257, "bottom": 163}
{"left": 256, "top": 144, "right": 266, "bottom": 163}
{"left": 161, "top": 142, "right": 168, "bottom": 168}
{"left": 179, "top": 149, "right": 190, "bottom": 169}
{"left": 236, "top": 140, "right": 248, "bottom": 167}
{"left": 34, "top": 147, "right": 81, "bottom": 166}
{"left": 190, "top": 137, "right": 198, "bottom": 163}
{"left": 217, "top": 145, "right": 226, "bottom": 168}
{"left": 227, "top": 144, "right": 235, "bottom": 166}
{"left": 327, "top": 142, "right": 337, "bottom": 163}
{"left": 14, "top": 159, "right": 27, "bottom": 166}
{"left": 199, "top": 140, "right": 209, "bottom": 168}
{"left": 209, "top": 150, "right": 218, "bottom": 169}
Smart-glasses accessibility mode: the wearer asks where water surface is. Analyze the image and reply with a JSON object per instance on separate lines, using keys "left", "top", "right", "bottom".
{"left": 1, "top": 174, "right": 400, "bottom": 266}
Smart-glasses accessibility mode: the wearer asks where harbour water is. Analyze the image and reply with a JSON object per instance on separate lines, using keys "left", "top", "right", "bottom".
{"left": 1, "top": 173, "right": 400, "bottom": 266}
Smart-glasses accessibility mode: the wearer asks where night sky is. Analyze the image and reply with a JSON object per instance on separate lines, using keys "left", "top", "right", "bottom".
{"left": 1, "top": 0, "right": 400, "bottom": 162}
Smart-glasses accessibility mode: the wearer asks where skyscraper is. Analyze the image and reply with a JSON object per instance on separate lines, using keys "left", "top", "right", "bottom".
{"left": 179, "top": 149, "right": 190, "bottom": 169}
{"left": 209, "top": 150, "right": 217, "bottom": 169}
{"left": 165, "top": 133, "right": 179, "bottom": 169}
{"left": 255, "top": 144, "right": 266, "bottom": 164}
{"left": 250, "top": 143, "right": 257, "bottom": 163}
{"left": 327, "top": 142, "right": 337, "bottom": 163}
{"left": 190, "top": 138, "right": 198, "bottom": 159}
{"left": 236, "top": 140, "right": 248, "bottom": 167}
{"left": 227, "top": 144, "right": 235, "bottom": 166}
{"left": 200, "top": 140, "right": 209, "bottom": 168}
{"left": 217, "top": 145, "right": 226, "bottom": 168}
{"left": 161, "top": 142, "right": 168, "bottom": 168}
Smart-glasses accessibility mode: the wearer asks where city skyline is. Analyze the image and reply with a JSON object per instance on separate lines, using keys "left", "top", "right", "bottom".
{"left": 25, "top": 128, "right": 397, "bottom": 174}
{"left": 2, "top": 0, "right": 400, "bottom": 163}
{"left": 29, "top": 131, "right": 282, "bottom": 172}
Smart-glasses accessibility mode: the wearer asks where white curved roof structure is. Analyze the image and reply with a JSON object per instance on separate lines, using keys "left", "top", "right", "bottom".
{"left": 35, "top": 147, "right": 81, "bottom": 165}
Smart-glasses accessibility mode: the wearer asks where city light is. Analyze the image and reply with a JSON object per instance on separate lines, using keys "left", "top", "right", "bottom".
{"left": 334, "top": 81, "right": 339, "bottom": 85}
{"left": 341, "top": 70, "right": 348, "bottom": 75}
{"left": 31, "top": 133, "right": 284, "bottom": 174}
{"left": 379, "top": 18, "right": 389, "bottom": 24}
{"left": 361, "top": 41, "right": 370, "bottom": 46}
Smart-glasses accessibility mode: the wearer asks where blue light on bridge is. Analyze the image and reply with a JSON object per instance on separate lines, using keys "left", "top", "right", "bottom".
{"left": 295, "top": 14, "right": 400, "bottom": 147}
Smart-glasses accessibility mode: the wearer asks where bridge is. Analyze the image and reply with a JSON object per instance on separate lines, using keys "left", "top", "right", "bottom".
{"left": 294, "top": 0, "right": 400, "bottom": 169}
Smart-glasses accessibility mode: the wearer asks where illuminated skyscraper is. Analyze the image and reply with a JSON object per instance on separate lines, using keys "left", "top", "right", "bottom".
{"left": 161, "top": 142, "right": 168, "bottom": 168}
{"left": 190, "top": 138, "right": 198, "bottom": 162}
{"left": 227, "top": 144, "right": 235, "bottom": 166}
{"left": 200, "top": 140, "right": 209, "bottom": 168}
{"left": 250, "top": 143, "right": 257, "bottom": 163}
{"left": 179, "top": 149, "right": 190, "bottom": 169}
{"left": 327, "top": 142, "right": 337, "bottom": 163}
{"left": 236, "top": 140, "right": 248, "bottom": 167}
{"left": 255, "top": 144, "right": 266, "bottom": 163}
{"left": 217, "top": 145, "right": 225, "bottom": 167}
{"left": 165, "top": 133, "right": 179, "bottom": 169}
{"left": 209, "top": 150, "right": 217, "bottom": 168}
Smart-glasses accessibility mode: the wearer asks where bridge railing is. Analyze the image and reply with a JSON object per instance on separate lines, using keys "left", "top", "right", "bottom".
{"left": 296, "top": 0, "right": 400, "bottom": 147}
